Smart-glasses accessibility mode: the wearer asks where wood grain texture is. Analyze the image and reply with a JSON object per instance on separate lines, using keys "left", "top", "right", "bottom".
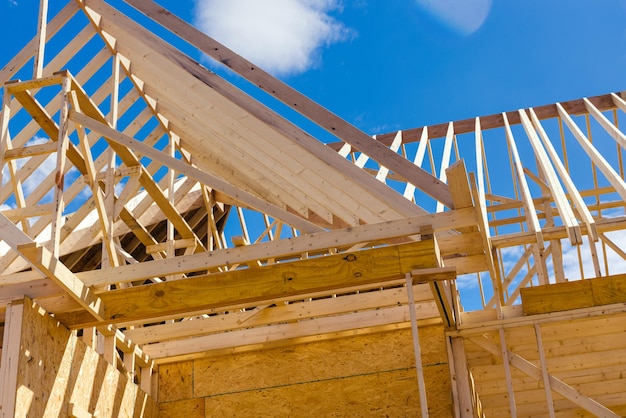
{"left": 56, "top": 240, "right": 441, "bottom": 327}
{"left": 13, "top": 299, "right": 156, "bottom": 417}
{"left": 521, "top": 274, "right": 626, "bottom": 315}
{"left": 156, "top": 326, "right": 452, "bottom": 417}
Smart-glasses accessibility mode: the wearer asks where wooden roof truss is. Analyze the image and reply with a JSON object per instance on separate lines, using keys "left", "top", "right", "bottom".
{"left": 1, "top": 1, "right": 626, "bottom": 414}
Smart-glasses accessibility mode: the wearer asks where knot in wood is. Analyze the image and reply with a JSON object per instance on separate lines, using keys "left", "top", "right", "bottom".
{"left": 343, "top": 254, "right": 357, "bottom": 262}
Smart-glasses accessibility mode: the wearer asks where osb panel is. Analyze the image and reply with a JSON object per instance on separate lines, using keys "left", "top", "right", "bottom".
{"left": 203, "top": 366, "right": 452, "bottom": 417}
{"left": 14, "top": 300, "right": 156, "bottom": 417}
{"left": 159, "top": 398, "right": 205, "bottom": 418}
{"left": 158, "top": 361, "right": 194, "bottom": 402}
{"left": 465, "top": 312, "right": 626, "bottom": 417}
{"left": 193, "top": 326, "right": 446, "bottom": 397}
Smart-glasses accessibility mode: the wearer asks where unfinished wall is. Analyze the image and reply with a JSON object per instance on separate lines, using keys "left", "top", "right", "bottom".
{"left": 157, "top": 325, "right": 452, "bottom": 417}
{"left": 9, "top": 299, "right": 156, "bottom": 417}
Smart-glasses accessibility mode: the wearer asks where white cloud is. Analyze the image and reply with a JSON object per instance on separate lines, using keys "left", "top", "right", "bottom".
{"left": 193, "top": 0, "right": 352, "bottom": 76}
{"left": 561, "top": 232, "right": 626, "bottom": 281}
{"left": 415, "top": 0, "right": 492, "bottom": 35}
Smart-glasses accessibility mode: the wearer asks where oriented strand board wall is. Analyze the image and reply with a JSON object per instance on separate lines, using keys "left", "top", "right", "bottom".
{"left": 13, "top": 300, "right": 156, "bottom": 417}
{"left": 158, "top": 325, "right": 452, "bottom": 417}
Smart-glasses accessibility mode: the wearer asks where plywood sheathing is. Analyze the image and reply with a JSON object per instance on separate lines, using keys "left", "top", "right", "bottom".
{"left": 157, "top": 327, "right": 452, "bottom": 417}
{"left": 12, "top": 298, "right": 156, "bottom": 417}
{"left": 462, "top": 311, "right": 626, "bottom": 417}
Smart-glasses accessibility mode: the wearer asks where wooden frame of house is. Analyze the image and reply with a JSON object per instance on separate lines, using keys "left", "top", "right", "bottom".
{"left": 1, "top": 1, "right": 625, "bottom": 416}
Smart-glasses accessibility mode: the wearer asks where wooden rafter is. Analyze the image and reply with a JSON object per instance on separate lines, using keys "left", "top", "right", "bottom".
{"left": 124, "top": 0, "right": 454, "bottom": 209}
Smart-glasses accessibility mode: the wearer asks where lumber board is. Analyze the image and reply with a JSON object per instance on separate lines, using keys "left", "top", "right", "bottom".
{"left": 521, "top": 274, "right": 626, "bottom": 315}
{"left": 55, "top": 240, "right": 444, "bottom": 327}
{"left": 142, "top": 303, "right": 440, "bottom": 360}
{"left": 490, "top": 214, "right": 626, "bottom": 248}
{"left": 0, "top": 300, "right": 24, "bottom": 418}
{"left": 123, "top": 0, "right": 453, "bottom": 208}
{"left": 371, "top": 93, "right": 621, "bottom": 146}
{"left": 0, "top": 1, "right": 79, "bottom": 84}
{"left": 0, "top": 212, "right": 104, "bottom": 321}
{"left": 88, "top": 0, "right": 432, "bottom": 227}
{"left": 69, "top": 110, "right": 323, "bottom": 233}
{"left": 74, "top": 207, "right": 476, "bottom": 288}
{"left": 123, "top": 283, "right": 434, "bottom": 344}
{"left": 557, "top": 102, "right": 626, "bottom": 202}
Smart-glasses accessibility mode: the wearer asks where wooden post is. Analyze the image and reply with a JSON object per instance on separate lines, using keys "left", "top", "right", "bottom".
{"left": 446, "top": 336, "right": 473, "bottom": 418}
{"left": 34, "top": 0, "right": 49, "bottom": 78}
{"left": 436, "top": 122, "right": 454, "bottom": 213}
{"left": 406, "top": 273, "right": 429, "bottom": 418}
{"left": 499, "top": 328, "right": 517, "bottom": 417}
{"left": 50, "top": 75, "right": 71, "bottom": 256}
{"left": 0, "top": 299, "right": 25, "bottom": 418}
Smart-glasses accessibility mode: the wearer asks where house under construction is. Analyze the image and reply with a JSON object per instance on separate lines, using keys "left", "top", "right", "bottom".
{"left": 1, "top": 1, "right": 626, "bottom": 417}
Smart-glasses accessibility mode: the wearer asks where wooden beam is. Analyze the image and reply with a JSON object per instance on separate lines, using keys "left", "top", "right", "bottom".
{"left": 56, "top": 240, "right": 444, "bottom": 327}
{"left": 404, "top": 126, "right": 429, "bottom": 199}
{"left": 447, "top": 337, "right": 473, "bottom": 418}
{"left": 0, "top": 1, "right": 79, "bottom": 84}
{"left": 586, "top": 97, "right": 626, "bottom": 151}
{"left": 499, "top": 328, "right": 518, "bottom": 417}
{"left": 557, "top": 102, "right": 626, "bottom": 202}
{"left": 74, "top": 208, "right": 476, "bottom": 288}
{"left": 123, "top": 0, "right": 454, "bottom": 208}
{"left": 0, "top": 299, "right": 24, "bottom": 418}
{"left": 503, "top": 113, "right": 543, "bottom": 247}
{"left": 123, "top": 283, "right": 436, "bottom": 344}
{"left": 491, "top": 215, "right": 626, "bottom": 249}
{"left": 436, "top": 122, "right": 455, "bottom": 213}
{"left": 68, "top": 110, "right": 322, "bottom": 234}
{"left": 0, "top": 212, "right": 104, "bottom": 321}
{"left": 406, "top": 274, "right": 429, "bottom": 418}
{"left": 528, "top": 108, "right": 599, "bottom": 280}
{"left": 519, "top": 109, "right": 581, "bottom": 245}
{"left": 33, "top": 0, "right": 49, "bottom": 78}
{"left": 142, "top": 305, "right": 441, "bottom": 362}
{"left": 375, "top": 130, "right": 402, "bottom": 182}
{"left": 371, "top": 93, "right": 621, "bottom": 146}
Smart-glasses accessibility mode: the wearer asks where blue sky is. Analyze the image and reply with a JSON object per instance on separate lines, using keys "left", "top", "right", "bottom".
{"left": 2, "top": 0, "right": 626, "bottom": 136}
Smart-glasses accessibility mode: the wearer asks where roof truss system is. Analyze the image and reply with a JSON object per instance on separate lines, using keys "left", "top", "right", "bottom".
{"left": 1, "top": 1, "right": 626, "bottom": 416}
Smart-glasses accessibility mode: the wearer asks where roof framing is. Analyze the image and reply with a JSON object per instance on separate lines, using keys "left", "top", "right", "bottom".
{"left": 1, "top": 7, "right": 626, "bottom": 411}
